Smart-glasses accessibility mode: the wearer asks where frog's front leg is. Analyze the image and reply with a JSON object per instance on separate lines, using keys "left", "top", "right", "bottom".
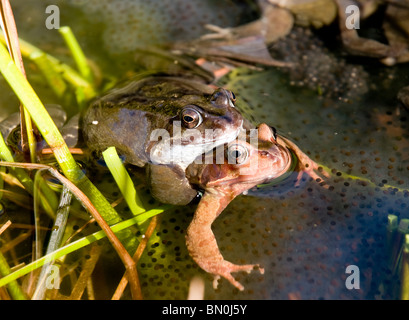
{"left": 147, "top": 164, "right": 198, "bottom": 206}
{"left": 185, "top": 191, "right": 263, "bottom": 291}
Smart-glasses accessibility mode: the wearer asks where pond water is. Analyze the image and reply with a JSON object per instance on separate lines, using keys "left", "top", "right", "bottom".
{"left": 0, "top": 0, "right": 409, "bottom": 300}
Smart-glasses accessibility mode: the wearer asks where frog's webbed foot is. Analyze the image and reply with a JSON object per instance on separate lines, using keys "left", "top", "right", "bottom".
{"left": 295, "top": 152, "right": 331, "bottom": 188}
{"left": 187, "top": 228, "right": 264, "bottom": 291}
{"left": 277, "top": 136, "right": 330, "bottom": 188}
{"left": 211, "top": 262, "right": 264, "bottom": 291}
{"left": 186, "top": 192, "right": 264, "bottom": 291}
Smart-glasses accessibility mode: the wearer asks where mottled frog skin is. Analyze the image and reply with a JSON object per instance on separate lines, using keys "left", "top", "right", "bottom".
{"left": 82, "top": 76, "right": 244, "bottom": 205}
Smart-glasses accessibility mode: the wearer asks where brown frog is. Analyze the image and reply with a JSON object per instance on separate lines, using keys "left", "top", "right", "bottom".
{"left": 183, "top": 123, "right": 294, "bottom": 291}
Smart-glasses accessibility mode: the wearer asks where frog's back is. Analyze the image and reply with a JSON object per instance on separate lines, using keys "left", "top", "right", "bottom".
{"left": 81, "top": 76, "right": 214, "bottom": 166}
{"left": 95, "top": 76, "right": 213, "bottom": 105}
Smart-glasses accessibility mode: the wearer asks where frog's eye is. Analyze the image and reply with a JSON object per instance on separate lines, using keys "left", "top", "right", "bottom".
{"left": 269, "top": 126, "right": 278, "bottom": 141}
{"left": 181, "top": 106, "right": 203, "bottom": 129}
{"left": 226, "top": 144, "right": 249, "bottom": 165}
{"left": 211, "top": 88, "right": 236, "bottom": 108}
{"left": 228, "top": 90, "right": 236, "bottom": 103}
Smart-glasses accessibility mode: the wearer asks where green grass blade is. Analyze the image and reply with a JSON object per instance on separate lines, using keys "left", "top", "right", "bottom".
{"left": 0, "top": 118, "right": 59, "bottom": 217}
{"left": 59, "top": 26, "right": 94, "bottom": 84}
{"left": 0, "top": 33, "right": 97, "bottom": 101}
{"left": 0, "top": 40, "right": 124, "bottom": 224}
{"left": 30, "top": 51, "right": 67, "bottom": 98}
{"left": 0, "top": 251, "right": 26, "bottom": 299}
{"left": 0, "top": 166, "right": 4, "bottom": 200}
{"left": 103, "top": 147, "right": 146, "bottom": 216}
{"left": 0, "top": 131, "right": 34, "bottom": 194}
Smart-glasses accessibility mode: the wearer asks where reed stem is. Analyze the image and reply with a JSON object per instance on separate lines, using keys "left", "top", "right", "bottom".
{"left": 103, "top": 147, "right": 145, "bottom": 216}
{"left": 0, "top": 250, "right": 26, "bottom": 299}
{"left": 59, "top": 26, "right": 94, "bottom": 84}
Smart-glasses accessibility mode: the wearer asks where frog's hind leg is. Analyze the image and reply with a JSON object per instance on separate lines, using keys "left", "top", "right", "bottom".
{"left": 186, "top": 192, "right": 263, "bottom": 291}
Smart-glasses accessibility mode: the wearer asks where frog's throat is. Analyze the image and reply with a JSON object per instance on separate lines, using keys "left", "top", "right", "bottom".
{"left": 148, "top": 124, "right": 243, "bottom": 169}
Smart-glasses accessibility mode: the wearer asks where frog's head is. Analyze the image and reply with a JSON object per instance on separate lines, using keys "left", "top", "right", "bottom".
{"left": 150, "top": 87, "right": 244, "bottom": 168}
{"left": 188, "top": 123, "right": 292, "bottom": 196}
{"left": 179, "top": 87, "right": 240, "bottom": 131}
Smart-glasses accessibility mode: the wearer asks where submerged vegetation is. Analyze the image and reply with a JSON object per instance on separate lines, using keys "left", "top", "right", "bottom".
{"left": 0, "top": 1, "right": 170, "bottom": 299}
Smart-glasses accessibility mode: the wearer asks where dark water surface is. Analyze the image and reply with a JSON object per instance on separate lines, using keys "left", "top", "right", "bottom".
{"left": 0, "top": 0, "right": 408, "bottom": 300}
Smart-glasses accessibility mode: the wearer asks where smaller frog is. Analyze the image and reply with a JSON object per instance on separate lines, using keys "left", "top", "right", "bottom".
{"left": 180, "top": 123, "right": 330, "bottom": 290}
{"left": 184, "top": 123, "right": 293, "bottom": 291}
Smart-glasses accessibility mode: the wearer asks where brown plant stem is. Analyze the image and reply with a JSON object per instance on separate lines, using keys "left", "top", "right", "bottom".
{"left": 112, "top": 216, "right": 158, "bottom": 300}
{"left": 0, "top": 0, "right": 37, "bottom": 163}
{"left": 0, "top": 161, "right": 142, "bottom": 300}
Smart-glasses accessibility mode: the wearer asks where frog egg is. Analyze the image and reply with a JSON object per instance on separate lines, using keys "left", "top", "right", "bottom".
{"left": 268, "top": 27, "right": 369, "bottom": 100}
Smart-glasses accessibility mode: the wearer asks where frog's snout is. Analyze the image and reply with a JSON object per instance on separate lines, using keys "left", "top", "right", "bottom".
{"left": 257, "top": 123, "right": 276, "bottom": 143}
